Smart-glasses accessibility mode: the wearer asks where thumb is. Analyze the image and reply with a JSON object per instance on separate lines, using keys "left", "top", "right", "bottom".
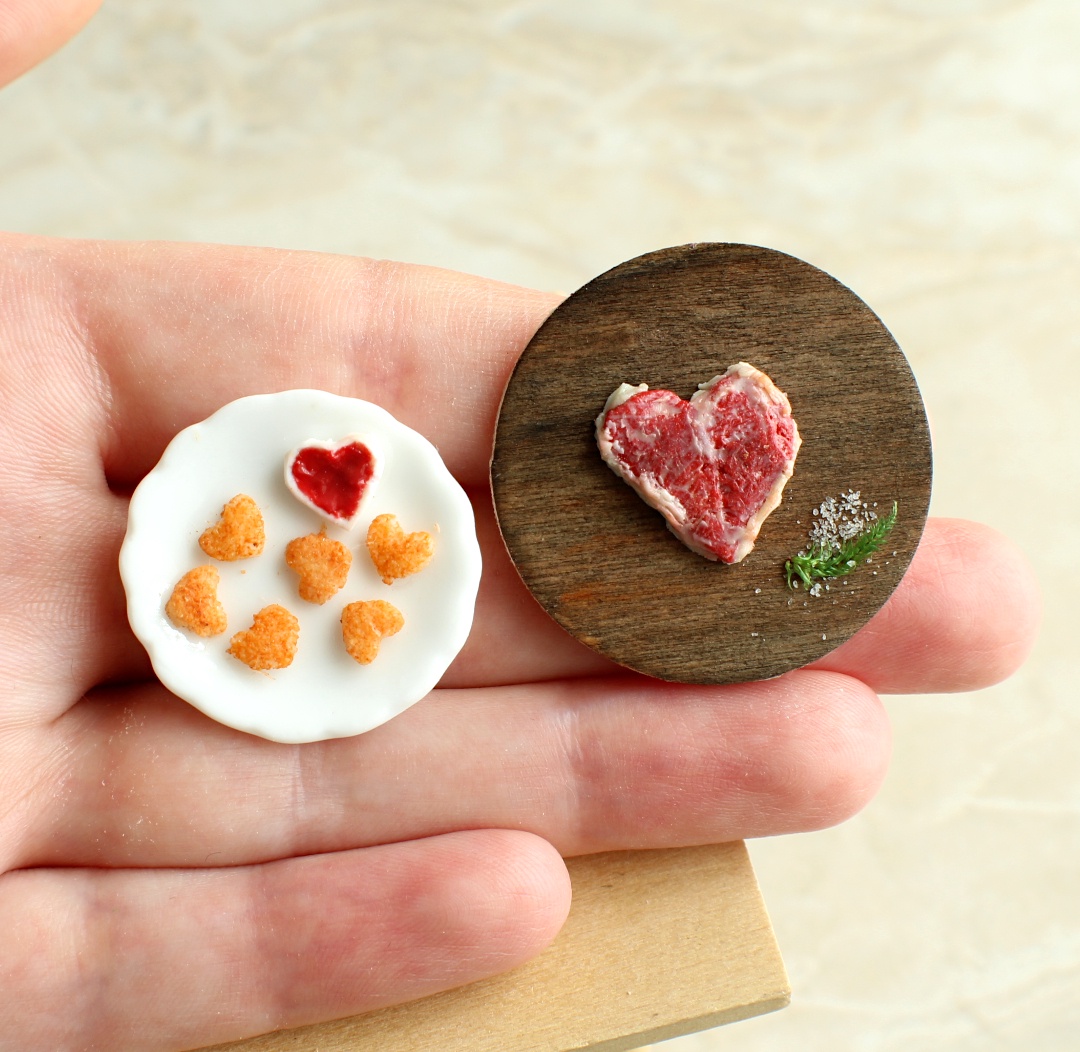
{"left": 0, "top": 0, "right": 102, "bottom": 88}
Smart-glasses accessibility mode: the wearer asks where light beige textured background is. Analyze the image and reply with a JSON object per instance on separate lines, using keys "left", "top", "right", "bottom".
{"left": 2, "top": 2, "right": 1076, "bottom": 1049}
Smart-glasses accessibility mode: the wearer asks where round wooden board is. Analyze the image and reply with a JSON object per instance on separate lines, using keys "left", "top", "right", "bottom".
{"left": 491, "top": 243, "right": 932, "bottom": 684}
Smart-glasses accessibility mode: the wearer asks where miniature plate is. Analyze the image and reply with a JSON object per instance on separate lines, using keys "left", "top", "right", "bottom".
{"left": 121, "top": 390, "right": 482, "bottom": 743}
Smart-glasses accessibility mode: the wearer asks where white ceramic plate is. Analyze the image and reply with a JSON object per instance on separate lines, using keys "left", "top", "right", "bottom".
{"left": 120, "top": 390, "right": 482, "bottom": 743}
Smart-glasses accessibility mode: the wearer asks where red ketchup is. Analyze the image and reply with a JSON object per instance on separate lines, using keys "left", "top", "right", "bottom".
{"left": 289, "top": 441, "right": 375, "bottom": 522}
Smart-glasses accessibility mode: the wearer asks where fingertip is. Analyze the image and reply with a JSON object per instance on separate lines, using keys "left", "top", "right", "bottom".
{"left": 0, "top": 0, "right": 102, "bottom": 87}
{"left": 435, "top": 829, "right": 572, "bottom": 968}
{"left": 814, "top": 517, "right": 1042, "bottom": 694}
{"left": 250, "top": 832, "right": 571, "bottom": 1031}
{"left": 932, "top": 518, "right": 1041, "bottom": 689}
{"left": 4, "top": 837, "right": 571, "bottom": 1052}
{"left": 892, "top": 519, "right": 1041, "bottom": 692}
{"left": 766, "top": 672, "right": 892, "bottom": 832}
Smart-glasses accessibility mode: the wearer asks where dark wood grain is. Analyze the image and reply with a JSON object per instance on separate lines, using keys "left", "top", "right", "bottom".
{"left": 491, "top": 244, "right": 932, "bottom": 684}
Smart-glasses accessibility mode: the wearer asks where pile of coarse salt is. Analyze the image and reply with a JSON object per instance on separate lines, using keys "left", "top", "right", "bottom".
{"left": 804, "top": 489, "right": 878, "bottom": 598}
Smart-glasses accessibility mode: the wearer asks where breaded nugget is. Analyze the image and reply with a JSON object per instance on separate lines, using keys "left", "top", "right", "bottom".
{"left": 285, "top": 528, "right": 352, "bottom": 604}
{"left": 199, "top": 494, "right": 265, "bottom": 561}
{"left": 165, "top": 565, "right": 227, "bottom": 637}
{"left": 366, "top": 513, "right": 433, "bottom": 585}
{"left": 227, "top": 604, "right": 299, "bottom": 670}
{"left": 341, "top": 599, "right": 404, "bottom": 665}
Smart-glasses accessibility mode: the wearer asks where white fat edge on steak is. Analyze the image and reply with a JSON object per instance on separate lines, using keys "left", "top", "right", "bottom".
{"left": 596, "top": 363, "right": 802, "bottom": 563}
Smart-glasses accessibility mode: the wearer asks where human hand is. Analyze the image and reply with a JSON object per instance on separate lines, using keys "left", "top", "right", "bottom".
{"left": 0, "top": 235, "right": 1040, "bottom": 1050}
{"left": 0, "top": 0, "right": 102, "bottom": 89}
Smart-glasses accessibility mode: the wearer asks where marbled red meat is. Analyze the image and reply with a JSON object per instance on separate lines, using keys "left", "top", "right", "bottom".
{"left": 595, "top": 362, "right": 801, "bottom": 563}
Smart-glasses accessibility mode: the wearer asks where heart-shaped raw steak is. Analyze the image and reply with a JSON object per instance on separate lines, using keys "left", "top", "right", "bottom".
{"left": 596, "top": 362, "right": 801, "bottom": 563}
{"left": 285, "top": 437, "right": 379, "bottom": 528}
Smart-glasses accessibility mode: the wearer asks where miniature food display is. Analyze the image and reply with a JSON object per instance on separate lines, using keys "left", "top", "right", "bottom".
{"left": 596, "top": 363, "right": 800, "bottom": 563}
{"left": 120, "top": 390, "right": 482, "bottom": 743}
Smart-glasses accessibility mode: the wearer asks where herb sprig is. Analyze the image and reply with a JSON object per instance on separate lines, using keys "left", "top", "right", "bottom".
{"left": 784, "top": 501, "right": 898, "bottom": 590}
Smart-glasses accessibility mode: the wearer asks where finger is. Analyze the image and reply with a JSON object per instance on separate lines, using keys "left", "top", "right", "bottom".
{"left": 0, "top": 829, "right": 569, "bottom": 1052}
{"left": 22, "top": 236, "right": 559, "bottom": 488}
{"left": 811, "top": 518, "right": 1041, "bottom": 694}
{"left": 77, "top": 505, "right": 1036, "bottom": 698}
{"left": 57, "top": 486, "right": 609, "bottom": 695}
{"left": 15, "top": 238, "right": 1035, "bottom": 701}
{"left": 0, "top": 0, "right": 100, "bottom": 87}
{"left": 26, "top": 668, "right": 889, "bottom": 869}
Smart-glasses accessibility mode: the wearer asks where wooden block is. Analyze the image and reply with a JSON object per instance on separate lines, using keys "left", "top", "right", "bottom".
{"left": 203, "top": 842, "right": 789, "bottom": 1052}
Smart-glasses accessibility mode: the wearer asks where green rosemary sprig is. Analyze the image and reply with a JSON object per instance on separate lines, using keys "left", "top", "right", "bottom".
{"left": 784, "top": 501, "right": 898, "bottom": 590}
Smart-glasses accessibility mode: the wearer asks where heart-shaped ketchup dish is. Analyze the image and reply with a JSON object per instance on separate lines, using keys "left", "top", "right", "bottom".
{"left": 284, "top": 436, "right": 380, "bottom": 529}
{"left": 596, "top": 362, "right": 801, "bottom": 564}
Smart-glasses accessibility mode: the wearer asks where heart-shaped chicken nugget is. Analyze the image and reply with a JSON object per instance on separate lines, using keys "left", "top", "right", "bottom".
{"left": 199, "top": 494, "right": 265, "bottom": 561}
{"left": 366, "top": 513, "right": 433, "bottom": 585}
{"left": 285, "top": 528, "right": 352, "bottom": 604}
{"left": 227, "top": 604, "right": 299, "bottom": 670}
{"left": 341, "top": 600, "right": 404, "bottom": 665}
{"left": 165, "top": 565, "right": 227, "bottom": 637}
